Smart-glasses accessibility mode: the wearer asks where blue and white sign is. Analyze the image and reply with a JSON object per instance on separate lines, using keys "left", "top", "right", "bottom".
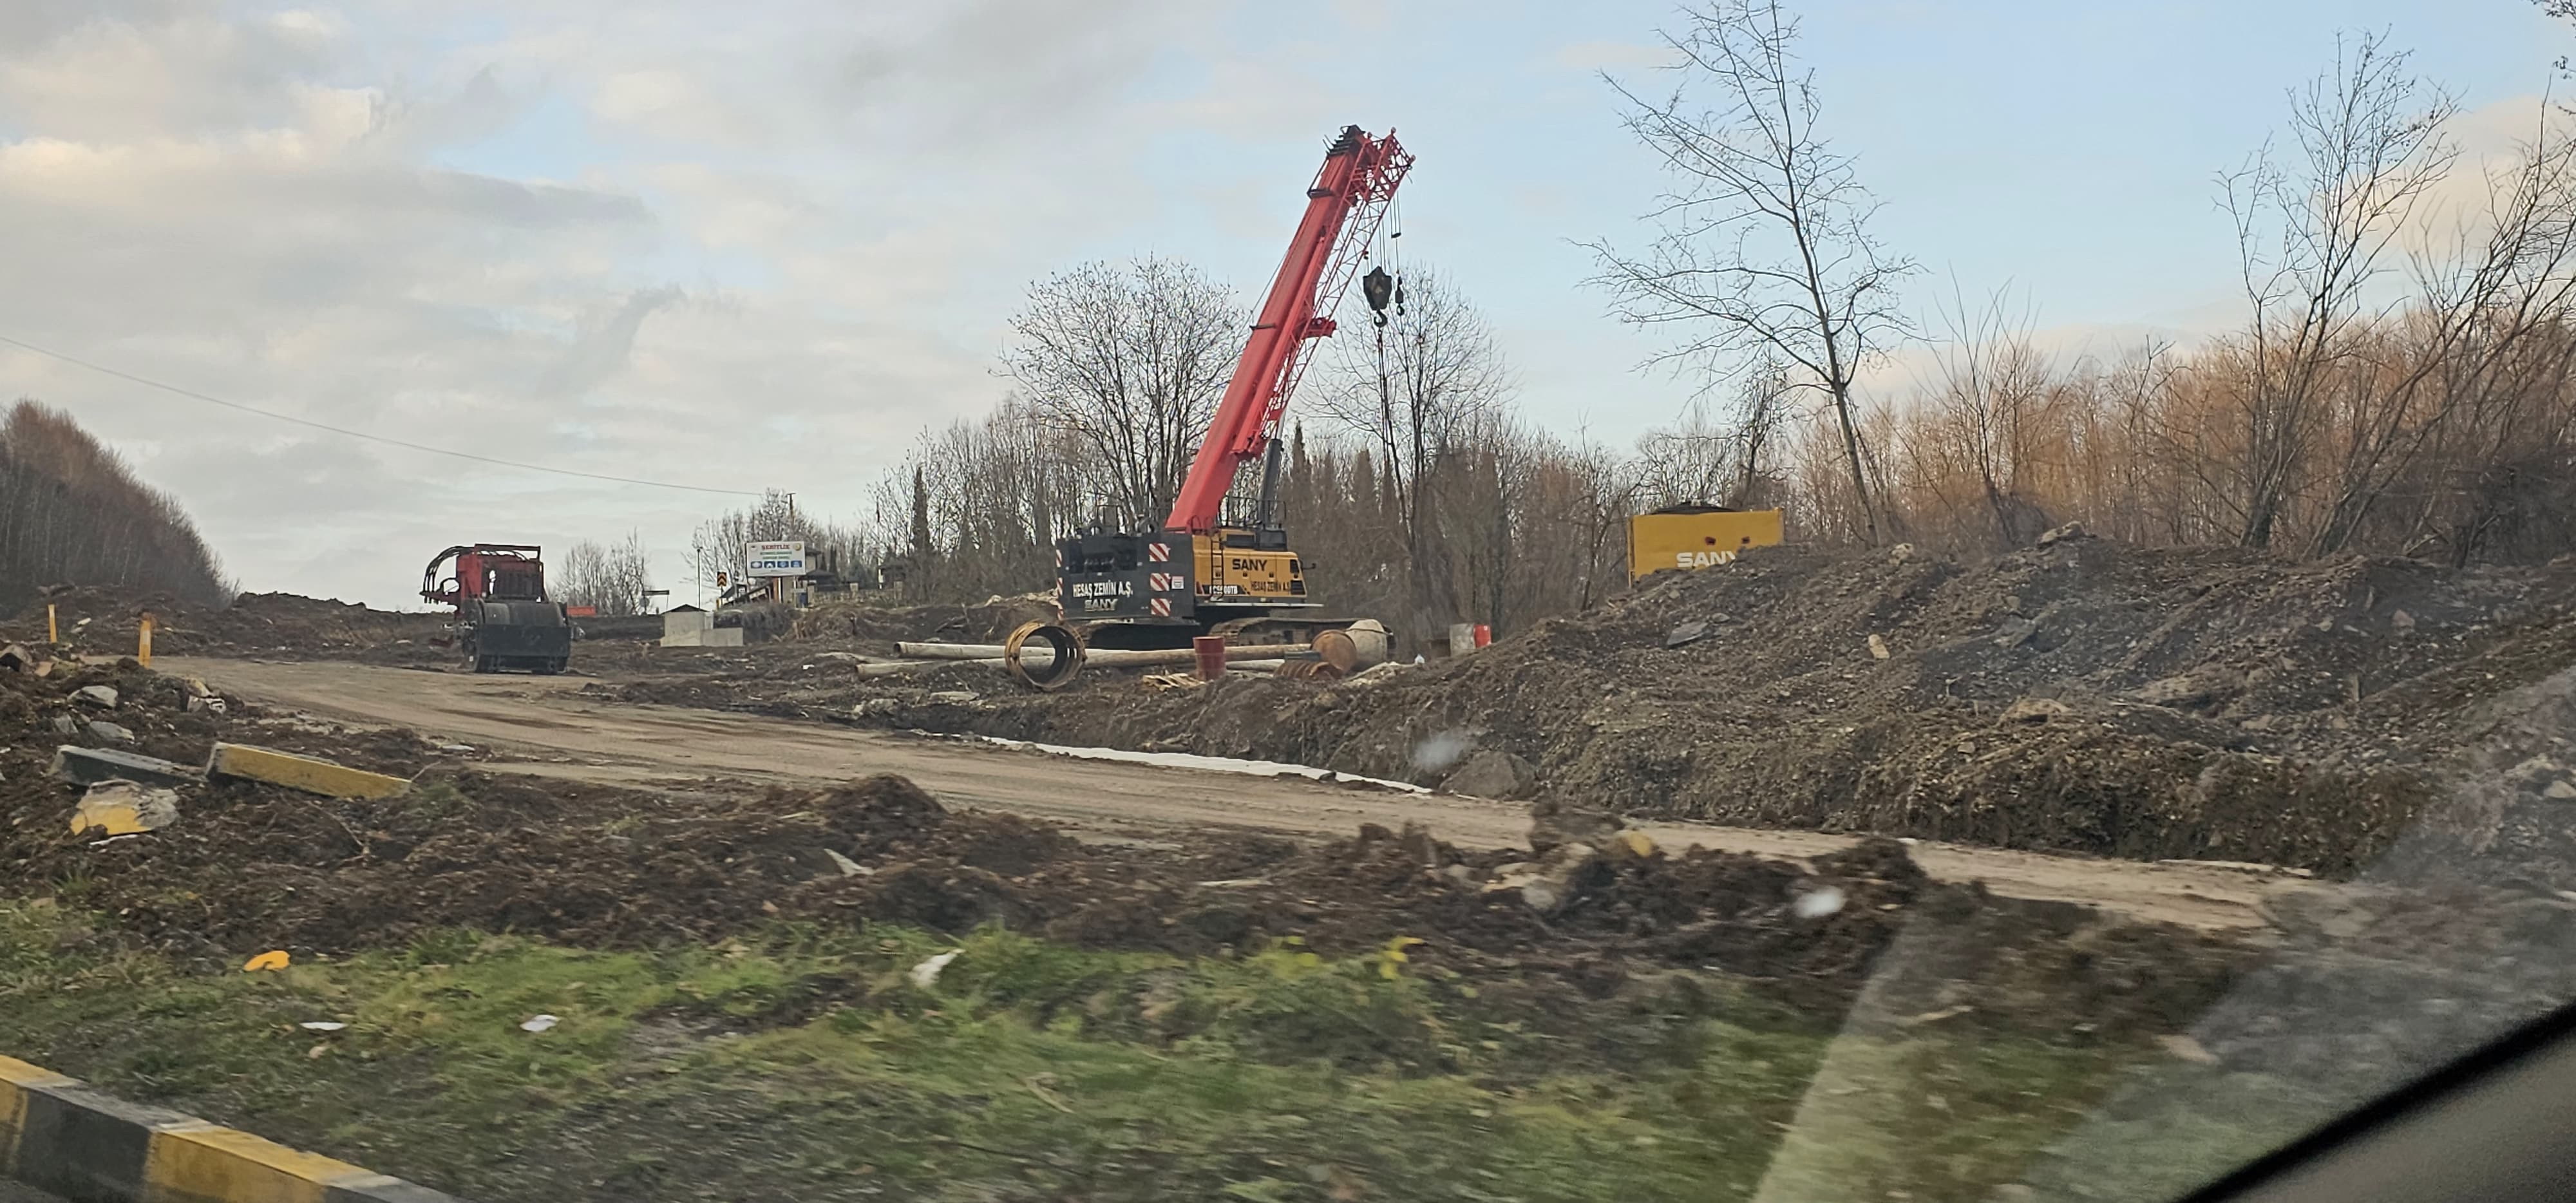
{"left": 745, "top": 540, "right": 807, "bottom": 578}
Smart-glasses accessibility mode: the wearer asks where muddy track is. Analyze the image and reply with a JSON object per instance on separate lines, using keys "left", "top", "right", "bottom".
{"left": 160, "top": 656, "right": 2302, "bottom": 931}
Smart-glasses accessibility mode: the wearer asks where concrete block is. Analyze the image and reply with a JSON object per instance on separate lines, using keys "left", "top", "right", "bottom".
{"left": 659, "top": 627, "right": 743, "bottom": 648}
{"left": 661, "top": 611, "right": 714, "bottom": 638}
{"left": 48, "top": 746, "right": 203, "bottom": 790}
{"left": 71, "top": 781, "right": 181, "bottom": 836}
{"left": 206, "top": 743, "right": 410, "bottom": 800}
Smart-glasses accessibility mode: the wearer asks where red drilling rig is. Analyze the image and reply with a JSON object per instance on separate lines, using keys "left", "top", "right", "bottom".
{"left": 1054, "top": 123, "right": 1412, "bottom": 649}
{"left": 419, "top": 544, "right": 574, "bottom": 674}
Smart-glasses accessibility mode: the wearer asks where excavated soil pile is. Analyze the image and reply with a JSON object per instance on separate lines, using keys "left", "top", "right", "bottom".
{"left": 6, "top": 587, "right": 192, "bottom": 654}
{"left": 2177, "top": 661, "right": 2576, "bottom": 1094}
{"left": 180, "top": 592, "right": 451, "bottom": 663}
{"left": 10, "top": 589, "right": 451, "bottom": 665}
{"left": 790, "top": 596, "right": 1059, "bottom": 649}
{"left": 0, "top": 660, "right": 2237, "bottom": 1033}
{"left": 0, "top": 656, "right": 449, "bottom": 780}
{"left": 751, "top": 537, "right": 2576, "bottom": 877}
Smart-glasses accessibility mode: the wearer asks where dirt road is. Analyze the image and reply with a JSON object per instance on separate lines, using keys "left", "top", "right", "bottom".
{"left": 162, "top": 656, "right": 2301, "bottom": 931}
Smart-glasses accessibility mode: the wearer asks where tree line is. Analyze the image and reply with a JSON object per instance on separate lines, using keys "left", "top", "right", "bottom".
{"left": 0, "top": 400, "right": 234, "bottom": 617}
{"left": 703, "top": 3, "right": 2576, "bottom": 647}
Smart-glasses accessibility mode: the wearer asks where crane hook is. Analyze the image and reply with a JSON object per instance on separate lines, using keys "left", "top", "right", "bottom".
{"left": 1361, "top": 265, "right": 1396, "bottom": 327}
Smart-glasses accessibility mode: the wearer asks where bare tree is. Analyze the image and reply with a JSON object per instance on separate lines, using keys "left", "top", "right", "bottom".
{"left": 1586, "top": 0, "right": 1915, "bottom": 544}
{"left": 1003, "top": 257, "right": 1240, "bottom": 531}
{"left": 603, "top": 532, "right": 653, "bottom": 614}
{"left": 554, "top": 541, "right": 610, "bottom": 610}
{"left": 2221, "top": 31, "right": 2458, "bottom": 548}
{"left": 2535, "top": 0, "right": 2576, "bottom": 72}
{"left": 1316, "top": 266, "right": 1511, "bottom": 633}
{"left": 551, "top": 535, "right": 652, "bottom": 615}
{"left": 2307, "top": 109, "right": 2576, "bottom": 554}
{"left": 1928, "top": 283, "right": 2060, "bottom": 547}
{"left": 1635, "top": 357, "right": 1791, "bottom": 509}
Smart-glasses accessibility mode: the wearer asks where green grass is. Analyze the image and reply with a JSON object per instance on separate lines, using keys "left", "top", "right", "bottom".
{"left": 0, "top": 904, "right": 2280, "bottom": 1203}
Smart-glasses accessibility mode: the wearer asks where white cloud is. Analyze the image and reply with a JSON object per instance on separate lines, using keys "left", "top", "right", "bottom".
{"left": 0, "top": 0, "right": 1317, "bottom": 605}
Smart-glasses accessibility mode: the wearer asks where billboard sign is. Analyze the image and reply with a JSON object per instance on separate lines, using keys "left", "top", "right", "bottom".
{"left": 745, "top": 540, "right": 808, "bottom": 578}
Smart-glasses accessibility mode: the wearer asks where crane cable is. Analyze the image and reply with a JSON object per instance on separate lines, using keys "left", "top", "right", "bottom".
{"left": 0, "top": 332, "right": 767, "bottom": 497}
{"left": 1387, "top": 190, "right": 1407, "bottom": 319}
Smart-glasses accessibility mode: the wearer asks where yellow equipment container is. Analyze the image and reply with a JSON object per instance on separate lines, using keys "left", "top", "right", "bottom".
{"left": 1627, "top": 506, "right": 1785, "bottom": 583}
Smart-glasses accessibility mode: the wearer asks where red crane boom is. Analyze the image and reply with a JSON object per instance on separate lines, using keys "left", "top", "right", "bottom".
{"left": 1165, "top": 124, "right": 1412, "bottom": 533}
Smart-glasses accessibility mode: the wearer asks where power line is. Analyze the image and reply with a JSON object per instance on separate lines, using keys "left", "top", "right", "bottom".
{"left": 0, "top": 332, "right": 766, "bottom": 497}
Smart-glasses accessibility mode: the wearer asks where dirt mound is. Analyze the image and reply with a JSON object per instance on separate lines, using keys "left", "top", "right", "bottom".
{"left": 0, "top": 656, "right": 2238, "bottom": 1036}
{"left": 8, "top": 587, "right": 454, "bottom": 665}
{"left": 761, "top": 540, "right": 2576, "bottom": 877}
{"left": 181, "top": 592, "right": 451, "bottom": 663}
{"left": 6, "top": 585, "right": 191, "bottom": 652}
{"left": 790, "top": 596, "right": 1059, "bottom": 648}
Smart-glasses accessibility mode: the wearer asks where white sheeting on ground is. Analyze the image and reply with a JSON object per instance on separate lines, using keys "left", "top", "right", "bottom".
{"left": 975, "top": 736, "right": 1428, "bottom": 793}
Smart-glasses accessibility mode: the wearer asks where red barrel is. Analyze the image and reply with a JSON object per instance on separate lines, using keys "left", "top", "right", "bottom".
{"left": 1193, "top": 635, "right": 1227, "bottom": 680}
{"left": 1473, "top": 623, "right": 1492, "bottom": 649}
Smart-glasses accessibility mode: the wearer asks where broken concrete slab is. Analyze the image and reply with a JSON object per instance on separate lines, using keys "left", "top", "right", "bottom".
{"left": 71, "top": 685, "right": 118, "bottom": 708}
{"left": 51, "top": 714, "right": 77, "bottom": 735}
{"left": 1443, "top": 748, "right": 1538, "bottom": 800}
{"left": 49, "top": 745, "right": 204, "bottom": 789}
{"left": 71, "top": 780, "right": 181, "bottom": 836}
{"left": 86, "top": 720, "right": 137, "bottom": 744}
{"left": 0, "top": 643, "right": 35, "bottom": 671}
{"left": 206, "top": 743, "right": 410, "bottom": 800}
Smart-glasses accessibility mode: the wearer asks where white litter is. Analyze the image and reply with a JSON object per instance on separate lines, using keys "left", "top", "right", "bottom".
{"left": 299, "top": 1021, "right": 348, "bottom": 1032}
{"left": 909, "top": 950, "right": 961, "bottom": 989}
{"left": 519, "top": 1014, "right": 561, "bottom": 1033}
{"left": 823, "top": 848, "right": 871, "bottom": 878}
{"left": 974, "top": 737, "right": 1426, "bottom": 793}
{"left": 1792, "top": 886, "right": 1847, "bottom": 919}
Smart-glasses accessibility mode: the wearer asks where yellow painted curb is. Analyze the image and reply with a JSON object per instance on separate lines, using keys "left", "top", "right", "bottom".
{"left": 0, "top": 1053, "right": 460, "bottom": 1202}
{"left": 206, "top": 743, "right": 411, "bottom": 800}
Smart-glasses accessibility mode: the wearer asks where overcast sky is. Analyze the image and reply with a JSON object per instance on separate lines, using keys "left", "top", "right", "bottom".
{"left": 0, "top": 0, "right": 2564, "bottom": 608}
